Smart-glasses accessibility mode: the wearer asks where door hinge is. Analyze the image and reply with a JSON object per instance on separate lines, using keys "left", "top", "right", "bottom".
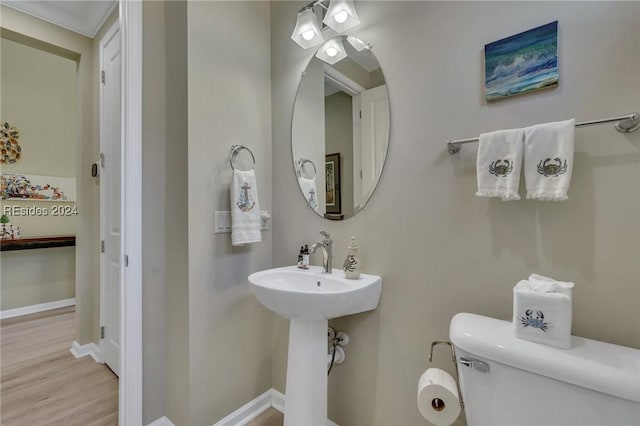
{"left": 124, "top": 255, "right": 129, "bottom": 267}
{"left": 101, "top": 70, "right": 105, "bottom": 84}
{"left": 100, "top": 326, "right": 105, "bottom": 339}
{"left": 101, "top": 240, "right": 105, "bottom": 253}
{"left": 100, "top": 153, "right": 105, "bottom": 168}
{"left": 359, "top": 110, "right": 362, "bottom": 119}
{"left": 360, "top": 170, "right": 363, "bottom": 179}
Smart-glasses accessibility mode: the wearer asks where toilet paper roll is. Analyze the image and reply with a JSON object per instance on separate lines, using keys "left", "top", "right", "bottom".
{"left": 417, "top": 368, "right": 461, "bottom": 426}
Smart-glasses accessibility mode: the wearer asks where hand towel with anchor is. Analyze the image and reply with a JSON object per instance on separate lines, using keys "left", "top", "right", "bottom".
{"left": 231, "top": 169, "right": 261, "bottom": 246}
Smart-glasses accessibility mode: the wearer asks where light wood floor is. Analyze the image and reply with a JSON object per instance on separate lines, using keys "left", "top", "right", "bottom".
{"left": 246, "top": 407, "right": 284, "bottom": 426}
{"left": 1, "top": 306, "right": 118, "bottom": 425}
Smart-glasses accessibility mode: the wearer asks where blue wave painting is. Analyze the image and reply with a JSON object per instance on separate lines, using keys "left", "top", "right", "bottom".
{"left": 485, "top": 21, "right": 558, "bottom": 101}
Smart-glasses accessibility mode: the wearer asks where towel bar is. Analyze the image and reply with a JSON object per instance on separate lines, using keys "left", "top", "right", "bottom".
{"left": 229, "top": 145, "right": 256, "bottom": 171}
{"left": 447, "top": 112, "right": 640, "bottom": 154}
{"left": 296, "top": 158, "right": 317, "bottom": 178}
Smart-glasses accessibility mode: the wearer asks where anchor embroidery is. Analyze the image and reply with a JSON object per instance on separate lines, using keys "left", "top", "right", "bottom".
{"left": 308, "top": 188, "right": 317, "bottom": 209}
{"left": 236, "top": 182, "right": 255, "bottom": 212}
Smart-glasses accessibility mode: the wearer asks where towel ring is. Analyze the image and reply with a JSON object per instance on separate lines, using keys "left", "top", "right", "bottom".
{"left": 230, "top": 145, "right": 256, "bottom": 171}
{"left": 297, "top": 158, "right": 317, "bottom": 179}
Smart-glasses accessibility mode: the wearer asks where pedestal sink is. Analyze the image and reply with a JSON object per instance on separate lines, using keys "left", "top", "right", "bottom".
{"left": 249, "top": 265, "right": 382, "bottom": 426}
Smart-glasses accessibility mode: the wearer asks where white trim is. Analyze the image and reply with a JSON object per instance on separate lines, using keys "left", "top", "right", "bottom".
{"left": 91, "top": 1, "right": 119, "bottom": 39}
{"left": 146, "top": 416, "right": 176, "bottom": 426}
{"left": 212, "top": 389, "right": 338, "bottom": 426}
{"left": 119, "top": 1, "right": 143, "bottom": 425}
{"left": 0, "top": 298, "right": 76, "bottom": 320}
{"left": 70, "top": 340, "right": 103, "bottom": 364}
{"left": 324, "top": 64, "right": 366, "bottom": 97}
{"left": 270, "top": 388, "right": 286, "bottom": 413}
{"left": 352, "top": 93, "right": 362, "bottom": 210}
{"left": 213, "top": 389, "right": 275, "bottom": 426}
{"left": 99, "top": 17, "right": 121, "bottom": 377}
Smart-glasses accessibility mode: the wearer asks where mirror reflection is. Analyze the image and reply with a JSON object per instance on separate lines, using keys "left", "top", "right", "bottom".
{"left": 292, "top": 35, "right": 390, "bottom": 220}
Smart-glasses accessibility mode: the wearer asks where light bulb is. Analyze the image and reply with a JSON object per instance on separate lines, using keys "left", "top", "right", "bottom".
{"left": 334, "top": 10, "right": 348, "bottom": 23}
{"left": 326, "top": 47, "right": 339, "bottom": 57}
{"left": 302, "top": 30, "right": 315, "bottom": 41}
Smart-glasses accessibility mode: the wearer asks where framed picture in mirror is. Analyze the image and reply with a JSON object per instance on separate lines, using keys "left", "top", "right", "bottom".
{"left": 325, "top": 153, "right": 341, "bottom": 214}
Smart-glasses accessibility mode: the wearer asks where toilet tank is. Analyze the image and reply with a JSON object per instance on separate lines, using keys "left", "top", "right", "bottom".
{"left": 449, "top": 313, "right": 640, "bottom": 426}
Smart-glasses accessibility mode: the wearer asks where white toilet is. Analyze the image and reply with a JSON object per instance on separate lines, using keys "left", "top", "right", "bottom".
{"left": 449, "top": 313, "right": 640, "bottom": 426}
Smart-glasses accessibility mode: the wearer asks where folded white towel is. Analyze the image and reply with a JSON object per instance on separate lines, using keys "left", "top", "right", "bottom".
{"left": 524, "top": 119, "right": 575, "bottom": 201}
{"left": 476, "top": 128, "right": 524, "bottom": 201}
{"left": 231, "top": 169, "right": 261, "bottom": 246}
{"left": 513, "top": 274, "right": 574, "bottom": 349}
{"left": 298, "top": 176, "right": 318, "bottom": 211}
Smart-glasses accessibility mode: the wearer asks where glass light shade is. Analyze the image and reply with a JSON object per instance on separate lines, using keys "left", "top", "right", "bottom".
{"left": 323, "top": 0, "right": 360, "bottom": 33}
{"left": 347, "top": 35, "right": 370, "bottom": 51}
{"left": 315, "top": 38, "right": 348, "bottom": 65}
{"left": 291, "top": 8, "right": 325, "bottom": 49}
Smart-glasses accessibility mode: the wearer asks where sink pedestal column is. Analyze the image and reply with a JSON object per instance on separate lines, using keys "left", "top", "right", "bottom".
{"left": 284, "top": 319, "right": 328, "bottom": 426}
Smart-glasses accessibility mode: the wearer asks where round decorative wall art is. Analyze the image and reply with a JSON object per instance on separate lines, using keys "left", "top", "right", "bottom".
{"left": 0, "top": 122, "right": 22, "bottom": 164}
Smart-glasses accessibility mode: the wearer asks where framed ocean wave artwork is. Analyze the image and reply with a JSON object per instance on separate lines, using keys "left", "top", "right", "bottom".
{"left": 485, "top": 21, "right": 558, "bottom": 101}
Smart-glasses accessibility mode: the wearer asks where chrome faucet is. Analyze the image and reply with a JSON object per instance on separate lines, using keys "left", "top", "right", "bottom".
{"left": 310, "top": 231, "right": 333, "bottom": 273}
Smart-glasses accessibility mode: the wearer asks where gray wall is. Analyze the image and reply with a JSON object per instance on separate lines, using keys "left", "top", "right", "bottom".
{"left": 141, "top": 2, "right": 275, "bottom": 423}
{"left": 271, "top": 2, "right": 640, "bottom": 425}
{"left": 186, "top": 2, "right": 274, "bottom": 424}
{"left": 142, "top": 1, "right": 169, "bottom": 423}
{"left": 292, "top": 58, "right": 326, "bottom": 215}
{"left": 325, "top": 92, "right": 354, "bottom": 218}
{"left": 1, "top": 5, "right": 99, "bottom": 345}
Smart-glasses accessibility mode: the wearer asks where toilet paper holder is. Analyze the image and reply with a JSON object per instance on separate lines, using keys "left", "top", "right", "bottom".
{"left": 428, "top": 340, "right": 465, "bottom": 408}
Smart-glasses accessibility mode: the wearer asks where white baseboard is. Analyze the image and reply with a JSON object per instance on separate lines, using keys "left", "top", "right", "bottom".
{"left": 213, "top": 388, "right": 338, "bottom": 426}
{"left": 147, "top": 416, "right": 176, "bottom": 426}
{"left": 70, "top": 340, "right": 103, "bottom": 364}
{"left": 270, "top": 388, "right": 285, "bottom": 413}
{"left": 0, "top": 298, "right": 75, "bottom": 320}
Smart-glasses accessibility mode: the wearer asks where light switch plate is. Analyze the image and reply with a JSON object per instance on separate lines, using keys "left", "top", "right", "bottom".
{"left": 214, "top": 211, "right": 232, "bottom": 234}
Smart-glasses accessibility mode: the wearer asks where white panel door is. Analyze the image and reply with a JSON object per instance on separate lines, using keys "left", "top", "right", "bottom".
{"left": 99, "top": 23, "right": 121, "bottom": 376}
{"left": 359, "top": 84, "right": 389, "bottom": 204}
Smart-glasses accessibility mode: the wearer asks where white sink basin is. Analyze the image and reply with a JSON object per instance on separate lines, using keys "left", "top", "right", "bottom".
{"left": 248, "top": 265, "right": 382, "bottom": 425}
{"left": 249, "top": 265, "right": 382, "bottom": 320}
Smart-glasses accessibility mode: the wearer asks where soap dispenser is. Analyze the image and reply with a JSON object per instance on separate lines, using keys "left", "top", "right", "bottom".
{"left": 297, "top": 246, "right": 304, "bottom": 268}
{"left": 343, "top": 236, "right": 361, "bottom": 279}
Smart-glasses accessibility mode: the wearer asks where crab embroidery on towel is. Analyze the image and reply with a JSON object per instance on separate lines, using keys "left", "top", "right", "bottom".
{"left": 537, "top": 157, "right": 568, "bottom": 177}
{"left": 236, "top": 182, "right": 255, "bottom": 212}
{"left": 520, "top": 309, "right": 549, "bottom": 332}
{"left": 489, "top": 159, "right": 513, "bottom": 177}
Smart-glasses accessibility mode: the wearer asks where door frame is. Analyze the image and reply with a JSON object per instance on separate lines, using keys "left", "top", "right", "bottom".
{"left": 119, "top": 1, "right": 142, "bottom": 424}
{"left": 322, "top": 65, "right": 366, "bottom": 209}
{"left": 98, "top": 18, "right": 121, "bottom": 376}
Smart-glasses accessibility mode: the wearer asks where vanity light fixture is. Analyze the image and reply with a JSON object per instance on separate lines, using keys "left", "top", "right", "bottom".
{"left": 346, "top": 35, "right": 370, "bottom": 51}
{"left": 291, "top": 7, "right": 325, "bottom": 49}
{"left": 291, "top": 0, "right": 361, "bottom": 50}
{"left": 323, "top": 0, "right": 360, "bottom": 33}
{"left": 315, "top": 37, "right": 348, "bottom": 65}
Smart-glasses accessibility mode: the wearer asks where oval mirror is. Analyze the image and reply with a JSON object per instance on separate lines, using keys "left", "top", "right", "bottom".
{"left": 292, "top": 35, "right": 390, "bottom": 221}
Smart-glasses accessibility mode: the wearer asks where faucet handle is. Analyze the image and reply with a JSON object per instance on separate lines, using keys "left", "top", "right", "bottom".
{"left": 320, "top": 230, "right": 331, "bottom": 241}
